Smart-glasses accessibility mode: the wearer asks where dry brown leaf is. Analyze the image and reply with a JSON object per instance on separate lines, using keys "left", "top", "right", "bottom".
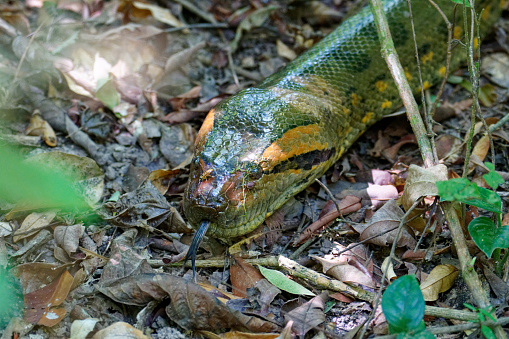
{"left": 313, "top": 243, "right": 375, "bottom": 288}
{"left": 198, "top": 283, "right": 242, "bottom": 304}
{"left": 483, "top": 266, "right": 509, "bottom": 299}
{"left": 148, "top": 169, "right": 180, "bottom": 195}
{"left": 13, "top": 262, "right": 76, "bottom": 294}
{"left": 230, "top": 257, "right": 264, "bottom": 297}
{"left": 322, "top": 261, "right": 375, "bottom": 288}
{"left": 468, "top": 134, "right": 490, "bottom": 173}
{"left": 381, "top": 135, "right": 417, "bottom": 161}
{"left": 276, "top": 40, "right": 297, "bottom": 60}
{"left": 401, "top": 164, "right": 448, "bottom": 211}
{"left": 25, "top": 112, "right": 57, "bottom": 146}
{"left": 97, "top": 273, "right": 279, "bottom": 332}
{"left": 253, "top": 279, "right": 282, "bottom": 315}
{"left": 54, "top": 224, "right": 85, "bottom": 256}
{"left": 285, "top": 292, "right": 327, "bottom": 336}
{"left": 420, "top": 264, "right": 459, "bottom": 301}
{"left": 24, "top": 270, "right": 74, "bottom": 326}
{"left": 353, "top": 199, "right": 416, "bottom": 248}
{"left": 481, "top": 52, "right": 509, "bottom": 88}
{"left": 435, "top": 134, "right": 462, "bottom": 160}
{"left": 92, "top": 321, "right": 149, "bottom": 339}
{"left": 369, "top": 130, "right": 391, "bottom": 158}
{"left": 132, "top": 2, "right": 184, "bottom": 28}
{"left": 13, "top": 211, "right": 56, "bottom": 243}
{"left": 381, "top": 257, "right": 397, "bottom": 281}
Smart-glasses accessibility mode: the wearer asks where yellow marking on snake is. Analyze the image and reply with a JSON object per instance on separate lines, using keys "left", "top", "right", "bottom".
{"left": 404, "top": 68, "right": 413, "bottom": 81}
{"left": 375, "top": 80, "right": 388, "bottom": 92}
{"left": 418, "top": 81, "right": 432, "bottom": 92}
{"left": 362, "top": 112, "right": 375, "bottom": 124}
{"left": 195, "top": 109, "right": 215, "bottom": 153}
{"left": 454, "top": 26, "right": 462, "bottom": 39}
{"left": 421, "top": 51, "right": 434, "bottom": 64}
{"left": 381, "top": 100, "right": 393, "bottom": 109}
{"left": 351, "top": 93, "right": 361, "bottom": 106}
{"left": 260, "top": 124, "right": 327, "bottom": 171}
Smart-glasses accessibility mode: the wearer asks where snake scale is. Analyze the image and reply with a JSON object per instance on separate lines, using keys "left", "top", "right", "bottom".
{"left": 183, "top": 0, "right": 501, "bottom": 268}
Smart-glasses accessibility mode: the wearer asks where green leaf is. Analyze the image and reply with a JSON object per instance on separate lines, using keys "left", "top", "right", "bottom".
{"left": 448, "top": 0, "right": 471, "bottom": 7}
{"left": 257, "top": 266, "right": 315, "bottom": 296}
{"left": 447, "top": 75, "right": 464, "bottom": 84}
{"left": 0, "top": 268, "right": 23, "bottom": 329}
{"left": 468, "top": 217, "right": 509, "bottom": 258}
{"left": 480, "top": 308, "right": 497, "bottom": 322}
{"left": 481, "top": 325, "right": 496, "bottom": 339}
{"left": 463, "top": 303, "right": 476, "bottom": 311}
{"left": 324, "top": 300, "right": 335, "bottom": 313}
{"left": 0, "top": 145, "right": 89, "bottom": 211}
{"left": 483, "top": 162, "right": 504, "bottom": 190}
{"left": 436, "top": 178, "right": 501, "bottom": 213}
{"left": 382, "top": 275, "right": 425, "bottom": 333}
{"left": 96, "top": 77, "right": 120, "bottom": 110}
{"left": 396, "top": 328, "right": 435, "bottom": 339}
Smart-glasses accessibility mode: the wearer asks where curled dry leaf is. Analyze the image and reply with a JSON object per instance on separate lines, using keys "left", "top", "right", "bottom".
{"left": 54, "top": 224, "right": 85, "bottom": 257}
{"left": 97, "top": 273, "right": 279, "bottom": 332}
{"left": 468, "top": 134, "right": 490, "bottom": 173}
{"left": 314, "top": 243, "right": 375, "bottom": 288}
{"left": 13, "top": 262, "right": 76, "bottom": 294}
{"left": 284, "top": 292, "right": 327, "bottom": 337}
{"left": 92, "top": 321, "right": 149, "bottom": 339}
{"left": 381, "top": 257, "right": 397, "bottom": 281}
{"left": 253, "top": 279, "right": 282, "bottom": 316}
{"left": 13, "top": 211, "right": 56, "bottom": 243}
{"left": 25, "top": 113, "right": 57, "bottom": 147}
{"left": 401, "top": 164, "right": 448, "bottom": 211}
{"left": 316, "top": 256, "right": 375, "bottom": 288}
{"left": 420, "top": 264, "right": 459, "bottom": 301}
{"left": 132, "top": 2, "right": 184, "bottom": 28}
{"left": 436, "top": 134, "right": 462, "bottom": 161}
{"left": 70, "top": 318, "right": 99, "bottom": 339}
{"left": 147, "top": 169, "right": 180, "bottom": 195}
{"left": 101, "top": 180, "right": 172, "bottom": 229}
{"left": 230, "top": 6, "right": 278, "bottom": 52}
{"left": 352, "top": 199, "right": 416, "bottom": 248}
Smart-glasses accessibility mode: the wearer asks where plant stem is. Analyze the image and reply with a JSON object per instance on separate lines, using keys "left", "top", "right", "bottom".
{"left": 368, "top": 0, "right": 507, "bottom": 337}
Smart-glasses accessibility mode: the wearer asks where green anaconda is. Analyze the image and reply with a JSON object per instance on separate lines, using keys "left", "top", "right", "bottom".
{"left": 183, "top": 0, "right": 501, "bottom": 267}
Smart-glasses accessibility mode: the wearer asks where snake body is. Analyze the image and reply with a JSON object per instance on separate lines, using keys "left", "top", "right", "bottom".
{"left": 183, "top": 0, "right": 500, "bottom": 244}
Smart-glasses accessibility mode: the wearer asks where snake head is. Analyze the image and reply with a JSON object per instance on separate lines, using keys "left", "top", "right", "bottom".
{"left": 183, "top": 86, "right": 340, "bottom": 240}
{"left": 183, "top": 145, "right": 268, "bottom": 239}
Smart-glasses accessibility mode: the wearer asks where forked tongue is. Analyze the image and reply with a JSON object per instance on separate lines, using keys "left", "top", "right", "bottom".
{"left": 183, "top": 221, "right": 210, "bottom": 280}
